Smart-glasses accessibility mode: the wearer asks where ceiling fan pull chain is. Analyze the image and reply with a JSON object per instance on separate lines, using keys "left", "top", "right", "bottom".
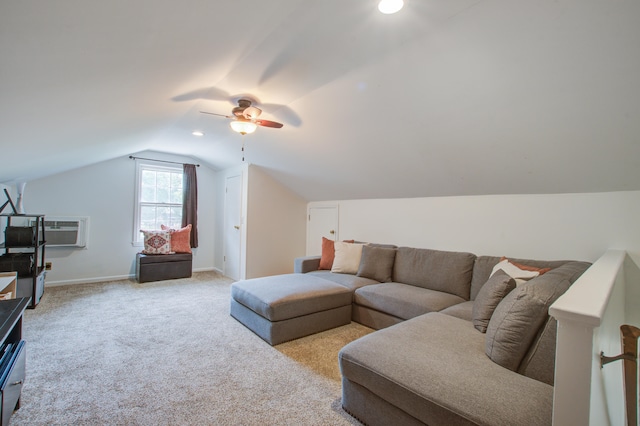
{"left": 242, "top": 140, "right": 245, "bottom": 162}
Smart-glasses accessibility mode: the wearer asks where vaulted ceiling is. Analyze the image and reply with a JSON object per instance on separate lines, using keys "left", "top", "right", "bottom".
{"left": 1, "top": 0, "right": 639, "bottom": 201}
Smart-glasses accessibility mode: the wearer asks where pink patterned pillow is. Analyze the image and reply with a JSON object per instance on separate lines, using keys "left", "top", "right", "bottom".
{"left": 141, "top": 230, "right": 173, "bottom": 254}
{"left": 160, "top": 224, "right": 192, "bottom": 254}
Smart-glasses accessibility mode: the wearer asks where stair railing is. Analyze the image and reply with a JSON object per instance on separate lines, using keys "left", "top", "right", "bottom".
{"left": 601, "top": 324, "right": 640, "bottom": 426}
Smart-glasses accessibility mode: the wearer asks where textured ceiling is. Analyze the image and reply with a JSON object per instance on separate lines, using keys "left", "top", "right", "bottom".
{"left": 1, "top": 0, "right": 639, "bottom": 201}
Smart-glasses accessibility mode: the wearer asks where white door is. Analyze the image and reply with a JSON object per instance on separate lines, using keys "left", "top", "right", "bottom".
{"left": 306, "top": 205, "right": 338, "bottom": 256}
{"left": 224, "top": 174, "right": 243, "bottom": 280}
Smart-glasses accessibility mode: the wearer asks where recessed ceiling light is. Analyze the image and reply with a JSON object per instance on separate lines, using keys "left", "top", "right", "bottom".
{"left": 378, "top": 0, "right": 403, "bottom": 14}
{"left": 192, "top": 131, "right": 204, "bottom": 136}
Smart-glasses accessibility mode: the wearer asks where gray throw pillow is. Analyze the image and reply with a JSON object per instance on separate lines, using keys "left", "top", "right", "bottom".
{"left": 485, "top": 277, "right": 572, "bottom": 371}
{"left": 356, "top": 245, "right": 396, "bottom": 282}
{"left": 472, "top": 270, "right": 516, "bottom": 333}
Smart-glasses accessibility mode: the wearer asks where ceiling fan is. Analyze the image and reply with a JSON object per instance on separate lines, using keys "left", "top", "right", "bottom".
{"left": 200, "top": 98, "right": 284, "bottom": 135}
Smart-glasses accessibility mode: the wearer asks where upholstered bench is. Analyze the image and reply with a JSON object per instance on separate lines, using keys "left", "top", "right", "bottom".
{"left": 136, "top": 253, "right": 193, "bottom": 283}
{"left": 230, "top": 274, "right": 352, "bottom": 345}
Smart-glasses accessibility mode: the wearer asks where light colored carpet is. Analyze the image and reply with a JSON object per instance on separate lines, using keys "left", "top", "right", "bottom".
{"left": 11, "top": 271, "right": 373, "bottom": 425}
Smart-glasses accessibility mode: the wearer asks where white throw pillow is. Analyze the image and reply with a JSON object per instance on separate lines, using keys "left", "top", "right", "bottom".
{"left": 331, "top": 242, "right": 365, "bottom": 274}
{"left": 490, "top": 259, "right": 540, "bottom": 286}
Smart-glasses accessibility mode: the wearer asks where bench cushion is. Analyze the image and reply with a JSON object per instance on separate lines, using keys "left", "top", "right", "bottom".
{"left": 137, "top": 253, "right": 193, "bottom": 264}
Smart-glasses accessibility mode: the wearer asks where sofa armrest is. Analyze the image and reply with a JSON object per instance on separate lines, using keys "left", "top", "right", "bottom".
{"left": 294, "top": 256, "right": 321, "bottom": 273}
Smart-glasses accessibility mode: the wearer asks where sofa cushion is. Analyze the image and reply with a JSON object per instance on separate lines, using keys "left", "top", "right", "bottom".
{"left": 392, "top": 247, "right": 476, "bottom": 300}
{"left": 231, "top": 274, "right": 352, "bottom": 321}
{"left": 472, "top": 269, "right": 516, "bottom": 333}
{"left": 439, "top": 300, "right": 474, "bottom": 321}
{"left": 339, "top": 312, "right": 553, "bottom": 426}
{"left": 307, "top": 270, "right": 380, "bottom": 292}
{"left": 517, "top": 261, "right": 591, "bottom": 384}
{"left": 484, "top": 261, "right": 590, "bottom": 371}
{"left": 354, "top": 283, "right": 465, "bottom": 321}
{"left": 357, "top": 245, "right": 396, "bottom": 282}
{"left": 518, "top": 316, "right": 558, "bottom": 386}
{"left": 332, "top": 242, "right": 365, "bottom": 274}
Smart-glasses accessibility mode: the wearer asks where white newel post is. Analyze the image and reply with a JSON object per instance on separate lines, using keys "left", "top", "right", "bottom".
{"left": 552, "top": 317, "right": 598, "bottom": 425}
{"left": 550, "top": 249, "right": 629, "bottom": 426}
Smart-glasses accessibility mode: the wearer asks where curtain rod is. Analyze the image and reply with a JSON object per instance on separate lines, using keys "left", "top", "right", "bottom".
{"left": 129, "top": 156, "right": 200, "bottom": 167}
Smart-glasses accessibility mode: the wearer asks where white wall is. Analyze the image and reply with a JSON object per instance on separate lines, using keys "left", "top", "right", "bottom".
{"left": 23, "top": 151, "right": 218, "bottom": 285}
{"left": 246, "top": 165, "right": 306, "bottom": 278}
{"left": 213, "top": 164, "right": 307, "bottom": 279}
{"left": 310, "top": 191, "right": 640, "bottom": 263}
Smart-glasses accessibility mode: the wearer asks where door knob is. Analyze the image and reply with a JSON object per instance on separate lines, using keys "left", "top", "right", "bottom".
{"left": 234, "top": 225, "right": 240, "bottom": 230}
{"left": 329, "top": 230, "right": 335, "bottom": 235}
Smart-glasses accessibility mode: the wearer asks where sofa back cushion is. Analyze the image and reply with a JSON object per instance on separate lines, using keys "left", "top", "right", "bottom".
{"left": 485, "top": 261, "right": 591, "bottom": 377}
{"left": 392, "top": 247, "right": 476, "bottom": 300}
{"left": 357, "top": 245, "right": 397, "bottom": 282}
{"left": 470, "top": 256, "right": 571, "bottom": 301}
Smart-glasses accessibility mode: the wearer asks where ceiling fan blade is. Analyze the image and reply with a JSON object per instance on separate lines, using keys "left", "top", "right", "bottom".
{"left": 200, "top": 111, "right": 233, "bottom": 119}
{"left": 261, "top": 103, "right": 302, "bottom": 127}
{"left": 255, "top": 119, "right": 284, "bottom": 129}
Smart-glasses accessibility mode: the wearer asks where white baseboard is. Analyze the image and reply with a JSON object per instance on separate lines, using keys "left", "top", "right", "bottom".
{"left": 46, "top": 267, "right": 223, "bottom": 287}
{"left": 45, "top": 274, "right": 135, "bottom": 287}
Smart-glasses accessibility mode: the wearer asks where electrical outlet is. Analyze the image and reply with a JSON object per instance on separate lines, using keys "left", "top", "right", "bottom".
{"left": 45, "top": 262, "right": 52, "bottom": 270}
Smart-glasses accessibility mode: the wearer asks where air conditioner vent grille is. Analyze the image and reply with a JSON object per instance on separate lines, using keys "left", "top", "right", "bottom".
{"left": 36, "top": 216, "right": 89, "bottom": 248}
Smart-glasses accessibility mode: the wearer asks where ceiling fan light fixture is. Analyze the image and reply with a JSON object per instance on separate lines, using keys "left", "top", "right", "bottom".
{"left": 230, "top": 120, "right": 257, "bottom": 135}
{"left": 378, "top": 0, "right": 404, "bottom": 14}
{"left": 243, "top": 106, "right": 262, "bottom": 120}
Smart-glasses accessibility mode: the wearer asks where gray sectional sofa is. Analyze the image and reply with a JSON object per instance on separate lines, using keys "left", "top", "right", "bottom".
{"left": 293, "top": 245, "right": 591, "bottom": 426}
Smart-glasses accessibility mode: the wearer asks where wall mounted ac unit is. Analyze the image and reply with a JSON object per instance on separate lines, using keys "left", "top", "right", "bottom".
{"left": 34, "top": 216, "right": 89, "bottom": 248}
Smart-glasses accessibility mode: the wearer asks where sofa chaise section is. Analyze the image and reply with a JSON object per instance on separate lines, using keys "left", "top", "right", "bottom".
{"left": 339, "top": 313, "right": 554, "bottom": 426}
{"left": 339, "top": 258, "right": 591, "bottom": 426}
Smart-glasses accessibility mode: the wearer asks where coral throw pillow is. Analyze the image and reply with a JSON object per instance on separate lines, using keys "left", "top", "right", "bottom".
{"left": 161, "top": 224, "right": 192, "bottom": 254}
{"left": 141, "top": 230, "right": 173, "bottom": 254}
{"left": 319, "top": 237, "right": 336, "bottom": 270}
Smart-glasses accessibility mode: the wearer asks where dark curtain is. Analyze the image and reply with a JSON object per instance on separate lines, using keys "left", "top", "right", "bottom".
{"left": 182, "top": 164, "right": 198, "bottom": 248}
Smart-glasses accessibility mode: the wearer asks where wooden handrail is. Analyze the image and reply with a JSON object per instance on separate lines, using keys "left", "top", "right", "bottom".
{"left": 601, "top": 324, "right": 640, "bottom": 426}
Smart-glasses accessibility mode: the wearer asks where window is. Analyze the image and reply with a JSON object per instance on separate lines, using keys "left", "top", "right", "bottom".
{"left": 133, "top": 162, "right": 183, "bottom": 244}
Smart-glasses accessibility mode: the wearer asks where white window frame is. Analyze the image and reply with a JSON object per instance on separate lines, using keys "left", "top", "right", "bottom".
{"left": 132, "top": 161, "right": 183, "bottom": 246}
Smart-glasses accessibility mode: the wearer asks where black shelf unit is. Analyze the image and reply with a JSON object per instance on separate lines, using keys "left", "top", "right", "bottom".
{"left": 0, "top": 297, "right": 29, "bottom": 425}
{"left": 0, "top": 214, "right": 46, "bottom": 309}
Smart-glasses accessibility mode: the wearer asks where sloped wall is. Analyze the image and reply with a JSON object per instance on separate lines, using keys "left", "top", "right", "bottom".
{"left": 245, "top": 165, "right": 306, "bottom": 278}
